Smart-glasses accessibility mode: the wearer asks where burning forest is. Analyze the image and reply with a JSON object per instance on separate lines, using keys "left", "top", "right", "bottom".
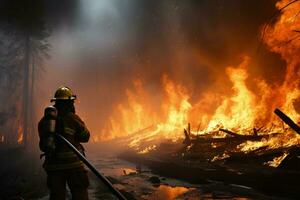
{"left": 1, "top": 0, "right": 300, "bottom": 199}
{"left": 103, "top": 0, "right": 300, "bottom": 155}
{"left": 103, "top": 0, "right": 300, "bottom": 198}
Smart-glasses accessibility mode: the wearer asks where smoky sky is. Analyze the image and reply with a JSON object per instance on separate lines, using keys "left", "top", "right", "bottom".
{"left": 0, "top": 0, "right": 286, "bottom": 136}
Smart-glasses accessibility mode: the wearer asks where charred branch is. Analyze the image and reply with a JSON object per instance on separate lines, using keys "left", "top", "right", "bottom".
{"left": 274, "top": 108, "right": 300, "bottom": 135}
{"left": 219, "top": 128, "right": 242, "bottom": 137}
{"left": 183, "top": 128, "right": 191, "bottom": 145}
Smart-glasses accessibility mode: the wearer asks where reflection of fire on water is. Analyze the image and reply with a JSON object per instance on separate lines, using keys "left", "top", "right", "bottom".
{"left": 148, "top": 185, "right": 189, "bottom": 200}
{"left": 93, "top": 0, "right": 300, "bottom": 159}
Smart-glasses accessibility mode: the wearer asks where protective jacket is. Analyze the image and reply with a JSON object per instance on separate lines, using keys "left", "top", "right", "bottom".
{"left": 38, "top": 111, "right": 90, "bottom": 171}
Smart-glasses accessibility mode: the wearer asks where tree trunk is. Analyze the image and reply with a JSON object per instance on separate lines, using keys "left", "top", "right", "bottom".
{"left": 22, "top": 34, "right": 30, "bottom": 146}
{"left": 30, "top": 53, "right": 36, "bottom": 144}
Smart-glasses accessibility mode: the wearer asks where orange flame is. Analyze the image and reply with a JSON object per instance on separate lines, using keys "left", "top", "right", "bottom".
{"left": 93, "top": 0, "right": 300, "bottom": 153}
{"left": 156, "top": 75, "right": 192, "bottom": 138}
{"left": 204, "top": 57, "right": 256, "bottom": 132}
{"left": 263, "top": 0, "right": 300, "bottom": 122}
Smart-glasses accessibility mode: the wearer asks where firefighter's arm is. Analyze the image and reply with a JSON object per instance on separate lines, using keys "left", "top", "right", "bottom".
{"left": 38, "top": 118, "right": 48, "bottom": 152}
{"left": 72, "top": 114, "right": 90, "bottom": 143}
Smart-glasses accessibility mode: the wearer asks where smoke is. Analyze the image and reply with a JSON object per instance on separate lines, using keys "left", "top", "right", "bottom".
{"left": 0, "top": 0, "right": 287, "bottom": 139}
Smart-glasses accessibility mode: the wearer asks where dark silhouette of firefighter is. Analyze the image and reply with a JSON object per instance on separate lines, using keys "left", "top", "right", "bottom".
{"left": 38, "top": 86, "right": 90, "bottom": 200}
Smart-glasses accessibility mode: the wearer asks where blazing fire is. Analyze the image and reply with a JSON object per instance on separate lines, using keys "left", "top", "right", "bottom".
{"left": 95, "top": 0, "right": 300, "bottom": 156}
{"left": 203, "top": 57, "right": 257, "bottom": 133}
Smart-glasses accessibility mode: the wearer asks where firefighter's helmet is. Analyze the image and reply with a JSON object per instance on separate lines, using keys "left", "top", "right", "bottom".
{"left": 50, "top": 86, "right": 77, "bottom": 102}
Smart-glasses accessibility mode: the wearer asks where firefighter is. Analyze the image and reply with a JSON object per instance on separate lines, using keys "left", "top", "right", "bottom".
{"left": 38, "top": 86, "right": 90, "bottom": 200}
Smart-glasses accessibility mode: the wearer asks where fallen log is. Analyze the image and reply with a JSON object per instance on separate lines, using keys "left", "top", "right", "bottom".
{"left": 192, "top": 131, "right": 270, "bottom": 144}
{"left": 219, "top": 128, "right": 243, "bottom": 137}
{"left": 274, "top": 108, "right": 300, "bottom": 135}
{"left": 191, "top": 136, "right": 263, "bottom": 144}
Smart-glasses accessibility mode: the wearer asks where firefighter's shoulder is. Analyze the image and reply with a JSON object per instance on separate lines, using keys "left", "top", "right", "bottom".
{"left": 66, "top": 113, "right": 85, "bottom": 124}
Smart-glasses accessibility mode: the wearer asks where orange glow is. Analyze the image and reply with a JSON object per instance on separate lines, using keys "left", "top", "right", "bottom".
{"left": 264, "top": 0, "right": 300, "bottom": 122}
{"left": 103, "top": 79, "right": 158, "bottom": 141}
{"left": 204, "top": 57, "right": 256, "bottom": 132}
{"left": 156, "top": 75, "right": 192, "bottom": 138}
{"left": 265, "top": 152, "right": 289, "bottom": 167}
{"left": 91, "top": 0, "right": 300, "bottom": 154}
{"left": 17, "top": 126, "right": 23, "bottom": 144}
{"left": 97, "top": 76, "right": 192, "bottom": 149}
{"left": 138, "top": 145, "right": 156, "bottom": 154}
{"left": 148, "top": 185, "right": 189, "bottom": 200}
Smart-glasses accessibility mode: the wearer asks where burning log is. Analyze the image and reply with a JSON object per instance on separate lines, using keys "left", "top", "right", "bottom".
{"left": 274, "top": 108, "right": 300, "bottom": 135}
{"left": 219, "top": 128, "right": 242, "bottom": 137}
{"left": 191, "top": 136, "right": 264, "bottom": 145}
{"left": 273, "top": 109, "right": 300, "bottom": 170}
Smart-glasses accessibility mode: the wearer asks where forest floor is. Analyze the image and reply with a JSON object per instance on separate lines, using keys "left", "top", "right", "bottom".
{"left": 0, "top": 145, "right": 48, "bottom": 200}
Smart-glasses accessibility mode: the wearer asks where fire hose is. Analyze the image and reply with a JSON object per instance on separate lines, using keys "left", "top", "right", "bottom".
{"left": 56, "top": 134, "right": 127, "bottom": 200}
